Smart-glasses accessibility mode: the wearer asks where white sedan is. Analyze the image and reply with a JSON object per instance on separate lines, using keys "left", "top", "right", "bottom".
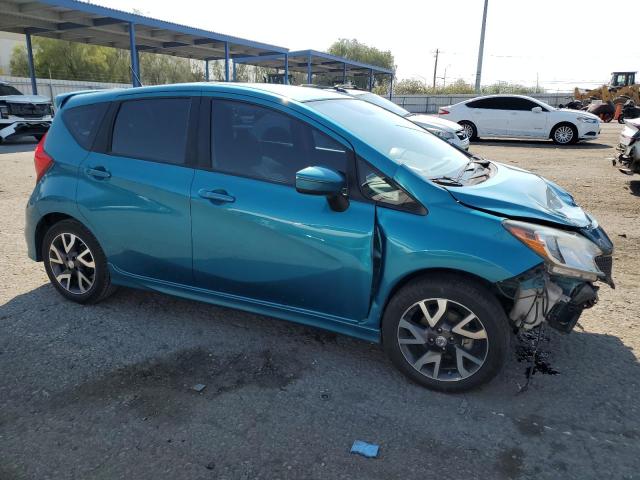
{"left": 439, "top": 94, "right": 601, "bottom": 145}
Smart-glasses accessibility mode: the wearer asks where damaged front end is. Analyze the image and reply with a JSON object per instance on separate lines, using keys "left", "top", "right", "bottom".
{"left": 498, "top": 220, "right": 614, "bottom": 334}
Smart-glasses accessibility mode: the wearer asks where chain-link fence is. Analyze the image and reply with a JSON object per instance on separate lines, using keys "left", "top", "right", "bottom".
{"left": 390, "top": 93, "right": 575, "bottom": 114}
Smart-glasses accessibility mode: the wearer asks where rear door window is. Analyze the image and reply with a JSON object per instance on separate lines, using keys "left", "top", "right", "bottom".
{"left": 466, "top": 98, "right": 505, "bottom": 109}
{"left": 211, "top": 100, "right": 349, "bottom": 185}
{"left": 62, "top": 102, "right": 109, "bottom": 150}
{"left": 111, "top": 98, "right": 191, "bottom": 164}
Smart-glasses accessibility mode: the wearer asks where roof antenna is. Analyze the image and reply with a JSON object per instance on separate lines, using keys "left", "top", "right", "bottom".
{"left": 129, "top": 65, "right": 144, "bottom": 87}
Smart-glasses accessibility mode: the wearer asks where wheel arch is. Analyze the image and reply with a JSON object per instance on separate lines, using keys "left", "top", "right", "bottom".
{"left": 34, "top": 212, "right": 82, "bottom": 261}
{"left": 381, "top": 267, "right": 504, "bottom": 320}
{"left": 549, "top": 120, "right": 577, "bottom": 140}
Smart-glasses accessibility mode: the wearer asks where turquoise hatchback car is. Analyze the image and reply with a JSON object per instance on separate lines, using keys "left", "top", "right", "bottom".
{"left": 25, "top": 83, "right": 613, "bottom": 391}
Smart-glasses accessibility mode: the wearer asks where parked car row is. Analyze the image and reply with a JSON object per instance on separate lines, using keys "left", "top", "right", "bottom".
{"left": 26, "top": 83, "right": 614, "bottom": 392}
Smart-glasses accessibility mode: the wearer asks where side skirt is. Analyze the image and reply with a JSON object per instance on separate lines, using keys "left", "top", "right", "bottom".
{"left": 109, "top": 264, "right": 381, "bottom": 343}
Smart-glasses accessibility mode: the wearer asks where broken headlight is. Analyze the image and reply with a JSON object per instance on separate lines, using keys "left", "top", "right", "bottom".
{"left": 503, "top": 220, "right": 603, "bottom": 282}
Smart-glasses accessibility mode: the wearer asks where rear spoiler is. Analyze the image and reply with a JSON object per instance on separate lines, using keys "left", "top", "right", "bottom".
{"left": 54, "top": 90, "right": 99, "bottom": 110}
{"left": 55, "top": 88, "right": 124, "bottom": 110}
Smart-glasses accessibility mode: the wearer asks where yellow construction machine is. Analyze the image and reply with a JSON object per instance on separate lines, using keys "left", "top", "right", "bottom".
{"left": 574, "top": 71, "right": 639, "bottom": 104}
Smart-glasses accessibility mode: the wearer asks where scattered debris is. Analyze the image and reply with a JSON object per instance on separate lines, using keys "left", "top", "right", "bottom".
{"left": 350, "top": 440, "right": 379, "bottom": 458}
{"left": 618, "top": 233, "right": 627, "bottom": 238}
{"left": 191, "top": 383, "right": 206, "bottom": 393}
{"left": 205, "top": 461, "right": 216, "bottom": 470}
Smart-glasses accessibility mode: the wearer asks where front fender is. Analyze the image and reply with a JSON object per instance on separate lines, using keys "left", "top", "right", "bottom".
{"left": 363, "top": 199, "right": 542, "bottom": 329}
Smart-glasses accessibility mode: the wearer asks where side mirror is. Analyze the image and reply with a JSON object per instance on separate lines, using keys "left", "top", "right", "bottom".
{"left": 532, "top": 106, "right": 543, "bottom": 113}
{"left": 295, "top": 166, "right": 349, "bottom": 212}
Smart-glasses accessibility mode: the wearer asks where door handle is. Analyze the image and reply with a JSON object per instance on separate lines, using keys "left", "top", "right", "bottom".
{"left": 86, "top": 166, "right": 111, "bottom": 179}
{"left": 198, "top": 189, "right": 235, "bottom": 203}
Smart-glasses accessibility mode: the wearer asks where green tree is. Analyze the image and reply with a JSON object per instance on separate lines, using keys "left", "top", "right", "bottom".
{"left": 10, "top": 37, "right": 204, "bottom": 85}
{"left": 327, "top": 38, "right": 395, "bottom": 91}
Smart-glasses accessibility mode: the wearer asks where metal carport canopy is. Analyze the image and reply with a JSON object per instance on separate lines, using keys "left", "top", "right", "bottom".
{"left": 233, "top": 49, "right": 394, "bottom": 93}
{"left": 0, "top": 0, "right": 289, "bottom": 91}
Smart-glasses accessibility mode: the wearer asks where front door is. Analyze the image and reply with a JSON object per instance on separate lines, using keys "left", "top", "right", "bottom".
{"left": 77, "top": 95, "right": 197, "bottom": 284}
{"left": 190, "top": 98, "right": 375, "bottom": 321}
{"left": 506, "top": 97, "right": 549, "bottom": 138}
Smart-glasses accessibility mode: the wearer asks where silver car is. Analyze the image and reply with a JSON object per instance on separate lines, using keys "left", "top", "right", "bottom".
{"left": 326, "top": 87, "right": 470, "bottom": 150}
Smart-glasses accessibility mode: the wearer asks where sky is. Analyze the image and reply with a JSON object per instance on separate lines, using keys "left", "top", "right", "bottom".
{"left": 95, "top": 0, "right": 640, "bottom": 91}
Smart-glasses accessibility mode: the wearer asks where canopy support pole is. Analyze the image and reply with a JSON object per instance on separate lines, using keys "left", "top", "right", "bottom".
{"left": 128, "top": 22, "right": 141, "bottom": 87}
{"left": 25, "top": 32, "right": 37, "bottom": 94}
{"left": 224, "top": 42, "right": 230, "bottom": 82}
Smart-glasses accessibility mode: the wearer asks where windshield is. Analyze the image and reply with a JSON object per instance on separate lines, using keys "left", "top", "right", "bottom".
{"left": 310, "top": 99, "right": 470, "bottom": 179}
{"left": 0, "top": 84, "right": 23, "bottom": 96}
{"left": 356, "top": 92, "right": 410, "bottom": 117}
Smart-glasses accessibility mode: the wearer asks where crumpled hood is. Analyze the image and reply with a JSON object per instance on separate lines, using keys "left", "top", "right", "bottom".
{"left": 447, "top": 162, "right": 591, "bottom": 228}
{"left": 0, "top": 94, "right": 51, "bottom": 104}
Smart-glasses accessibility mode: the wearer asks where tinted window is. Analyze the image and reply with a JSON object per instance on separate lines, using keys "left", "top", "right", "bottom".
{"left": 0, "top": 84, "right": 22, "bottom": 96}
{"left": 211, "top": 100, "right": 349, "bottom": 185}
{"left": 466, "top": 98, "right": 501, "bottom": 109}
{"left": 501, "top": 97, "right": 541, "bottom": 111}
{"left": 63, "top": 102, "right": 109, "bottom": 150}
{"left": 111, "top": 98, "right": 191, "bottom": 164}
{"left": 357, "top": 158, "right": 423, "bottom": 213}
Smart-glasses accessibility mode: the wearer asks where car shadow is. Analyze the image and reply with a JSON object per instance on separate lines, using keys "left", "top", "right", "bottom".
{"left": 0, "top": 136, "right": 38, "bottom": 155}
{"left": 629, "top": 180, "right": 640, "bottom": 196}
{"left": 473, "top": 138, "right": 611, "bottom": 150}
{"left": 1, "top": 284, "right": 639, "bottom": 477}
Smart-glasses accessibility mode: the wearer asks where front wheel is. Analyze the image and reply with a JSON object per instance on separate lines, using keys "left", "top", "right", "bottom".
{"left": 43, "top": 219, "right": 116, "bottom": 304}
{"left": 551, "top": 123, "right": 578, "bottom": 145}
{"left": 382, "top": 274, "right": 509, "bottom": 392}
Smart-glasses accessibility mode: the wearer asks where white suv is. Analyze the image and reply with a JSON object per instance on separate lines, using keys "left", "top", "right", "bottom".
{"left": 0, "top": 82, "right": 53, "bottom": 144}
{"left": 440, "top": 94, "right": 601, "bottom": 145}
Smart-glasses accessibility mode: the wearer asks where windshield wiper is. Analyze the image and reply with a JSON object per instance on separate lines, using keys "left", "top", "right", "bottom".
{"left": 430, "top": 175, "right": 464, "bottom": 186}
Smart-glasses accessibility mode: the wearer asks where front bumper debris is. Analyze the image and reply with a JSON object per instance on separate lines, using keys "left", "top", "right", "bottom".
{"left": 498, "top": 266, "right": 600, "bottom": 334}
{"left": 0, "top": 121, "right": 50, "bottom": 141}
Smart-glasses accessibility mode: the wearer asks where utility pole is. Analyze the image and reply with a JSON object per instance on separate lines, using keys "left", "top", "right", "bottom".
{"left": 432, "top": 48, "right": 439, "bottom": 89}
{"left": 475, "top": 0, "right": 489, "bottom": 93}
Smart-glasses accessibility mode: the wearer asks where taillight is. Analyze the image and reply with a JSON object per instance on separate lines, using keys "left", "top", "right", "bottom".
{"left": 438, "top": 108, "right": 450, "bottom": 115}
{"left": 34, "top": 134, "right": 53, "bottom": 183}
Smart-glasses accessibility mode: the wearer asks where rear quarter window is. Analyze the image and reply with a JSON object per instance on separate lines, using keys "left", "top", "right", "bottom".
{"left": 62, "top": 102, "right": 109, "bottom": 150}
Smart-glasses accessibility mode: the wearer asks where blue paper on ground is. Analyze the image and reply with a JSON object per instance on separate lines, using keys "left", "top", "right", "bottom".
{"left": 350, "top": 440, "right": 379, "bottom": 458}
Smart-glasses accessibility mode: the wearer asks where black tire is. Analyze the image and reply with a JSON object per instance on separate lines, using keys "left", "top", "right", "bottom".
{"left": 458, "top": 121, "right": 478, "bottom": 141}
{"left": 34, "top": 134, "right": 44, "bottom": 142}
{"left": 551, "top": 123, "right": 578, "bottom": 145}
{"left": 382, "top": 274, "right": 510, "bottom": 392}
{"left": 42, "top": 219, "right": 116, "bottom": 304}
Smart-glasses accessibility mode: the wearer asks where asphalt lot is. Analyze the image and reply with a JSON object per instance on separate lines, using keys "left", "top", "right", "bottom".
{"left": 1, "top": 124, "right": 639, "bottom": 480}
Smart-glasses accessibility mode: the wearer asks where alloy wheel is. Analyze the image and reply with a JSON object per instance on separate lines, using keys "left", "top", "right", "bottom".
{"left": 554, "top": 125, "right": 574, "bottom": 144}
{"left": 48, "top": 233, "right": 96, "bottom": 295}
{"left": 462, "top": 123, "right": 474, "bottom": 139}
{"left": 397, "top": 298, "right": 489, "bottom": 382}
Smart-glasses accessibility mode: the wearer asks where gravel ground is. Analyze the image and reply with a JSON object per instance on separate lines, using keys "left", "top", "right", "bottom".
{"left": 1, "top": 124, "right": 639, "bottom": 480}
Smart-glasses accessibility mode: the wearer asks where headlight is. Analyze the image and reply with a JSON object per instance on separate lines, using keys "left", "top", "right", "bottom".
{"left": 426, "top": 128, "right": 454, "bottom": 140}
{"left": 503, "top": 220, "right": 603, "bottom": 281}
{"left": 578, "top": 116, "right": 598, "bottom": 124}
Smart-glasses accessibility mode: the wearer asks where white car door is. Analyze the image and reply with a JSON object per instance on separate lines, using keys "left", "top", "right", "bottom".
{"left": 506, "top": 97, "right": 549, "bottom": 138}
{"left": 466, "top": 97, "right": 509, "bottom": 136}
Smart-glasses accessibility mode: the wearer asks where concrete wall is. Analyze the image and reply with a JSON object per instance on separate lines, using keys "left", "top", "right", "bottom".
{"left": 0, "top": 75, "right": 129, "bottom": 100}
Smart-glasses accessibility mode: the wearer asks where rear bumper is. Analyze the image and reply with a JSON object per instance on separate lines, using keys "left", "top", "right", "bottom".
{"left": 0, "top": 121, "right": 51, "bottom": 141}
{"left": 25, "top": 197, "right": 40, "bottom": 261}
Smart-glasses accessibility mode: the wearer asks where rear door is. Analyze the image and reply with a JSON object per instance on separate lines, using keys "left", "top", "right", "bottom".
{"left": 76, "top": 93, "right": 198, "bottom": 284}
{"left": 467, "top": 97, "right": 510, "bottom": 136}
{"left": 506, "top": 97, "right": 549, "bottom": 138}
{"left": 190, "top": 97, "right": 376, "bottom": 321}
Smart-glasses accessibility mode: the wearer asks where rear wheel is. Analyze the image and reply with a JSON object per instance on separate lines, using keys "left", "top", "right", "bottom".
{"left": 551, "top": 123, "right": 578, "bottom": 145}
{"left": 43, "top": 219, "right": 116, "bottom": 304}
{"left": 382, "top": 274, "right": 509, "bottom": 392}
{"left": 459, "top": 121, "right": 478, "bottom": 141}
